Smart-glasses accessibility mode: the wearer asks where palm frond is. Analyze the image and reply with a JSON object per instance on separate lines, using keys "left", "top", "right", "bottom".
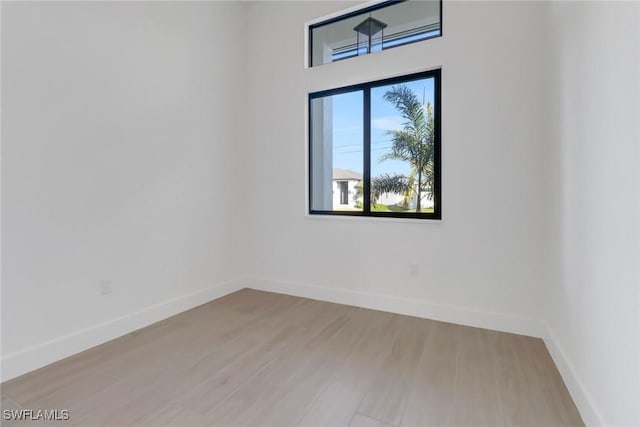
{"left": 379, "top": 85, "right": 436, "bottom": 211}
{"left": 372, "top": 174, "right": 410, "bottom": 198}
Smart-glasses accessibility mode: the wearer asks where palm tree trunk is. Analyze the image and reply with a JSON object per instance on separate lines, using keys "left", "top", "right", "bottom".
{"left": 416, "top": 168, "right": 422, "bottom": 212}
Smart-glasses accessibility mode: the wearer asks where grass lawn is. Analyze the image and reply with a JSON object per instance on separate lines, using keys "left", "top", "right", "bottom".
{"left": 371, "top": 204, "right": 434, "bottom": 213}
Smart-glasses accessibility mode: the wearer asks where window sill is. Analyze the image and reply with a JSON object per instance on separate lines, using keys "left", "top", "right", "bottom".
{"left": 304, "top": 212, "right": 442, "bottom": 224}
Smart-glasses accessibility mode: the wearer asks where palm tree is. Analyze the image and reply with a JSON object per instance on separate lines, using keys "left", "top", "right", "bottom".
{"left": 372, "top": 173, "right": 409, "bottom": 205}
{"left": 354, "top": 174, "right": 409, "bottom": 208}
{"left": 380, "top": 85, "right": 435, "bottom": 212}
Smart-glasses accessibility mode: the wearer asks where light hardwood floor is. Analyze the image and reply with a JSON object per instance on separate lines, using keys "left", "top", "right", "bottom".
{"left": 1, "top": 289, "right": 584, "bottom": 427}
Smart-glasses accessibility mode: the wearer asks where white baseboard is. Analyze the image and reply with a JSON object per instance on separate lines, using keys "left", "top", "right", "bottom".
{"left": 245, "top": 276, "right": 609, "bottom": 426}
{"left": 246, "top": 276, "right": 603, "bottom": 426}
{"left": 543, "top": 327, "right": 605, "bottom": 427}
{"left": 2, "top": 275, "right": 601, "bottom": 427}
{"left": 1, "top": 278, "right": 244, "bottom": 383}
{"left": 245, "top": 276, "right": 546, "bottom": 338}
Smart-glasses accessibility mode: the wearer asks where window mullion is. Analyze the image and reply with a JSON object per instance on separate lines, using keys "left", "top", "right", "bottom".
{"left": 363, "top": 87, "right": 371, "bottom": 214}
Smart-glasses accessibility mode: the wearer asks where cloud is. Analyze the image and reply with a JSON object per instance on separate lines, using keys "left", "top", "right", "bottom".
{"left": 333, "top": 124, "right": 362, "bottom": 133}
{"left": 371, "top": 116, "right": 404, "bottom": 131}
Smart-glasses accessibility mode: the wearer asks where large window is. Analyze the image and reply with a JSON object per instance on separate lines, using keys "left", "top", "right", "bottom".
{"left": 309, "top": 0, "right": 442, "bottom": 67}
{"left": 309, "top": 70, "right": 441, "bottom": 219}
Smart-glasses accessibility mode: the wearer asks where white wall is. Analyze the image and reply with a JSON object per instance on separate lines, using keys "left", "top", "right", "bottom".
{"left": 545, "top": 2, "right": 640, "bottom": 426}
{"left": 241, "top": 3, "right": 640, "bottom": 424}
{"left": 242, "top": 1, "right": 550, "bottom": 334}
{"left": 2, "top": 2, "right": 639, "bottom": 424}
{"left": 1, "top": 1, "right": 245, "bottom": 379}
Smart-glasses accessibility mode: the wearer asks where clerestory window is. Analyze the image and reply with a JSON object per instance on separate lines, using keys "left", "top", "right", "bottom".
{"left": 309, "top": 0, "right": 442, "bottom": 67}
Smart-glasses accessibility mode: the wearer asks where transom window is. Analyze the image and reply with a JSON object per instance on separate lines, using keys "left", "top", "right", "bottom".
{"left": 309, "top": 69, "right": 441, "bottom": 219}
{"left": 309, "top": 0, "right": 442, "bottom": 67}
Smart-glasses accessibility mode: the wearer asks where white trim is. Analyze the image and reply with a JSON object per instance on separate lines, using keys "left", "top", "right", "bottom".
{"left": 245, "top": 276, "right": 546, "bottom": 338}
{"left": 2, "top": 274, "right": 601, "bottom": 427}
{"left": 303, "top": 212, "right": 445, "bottom": 225}
{"left": 304, "top": 63, "right": 444, "bottom": 98}
{"left": 245, "top": 276, "right": 601, "bottom": 425}
{"left": 304, "top": 65, "right": 444, "bottom": 223}
{"left": 0, "top": 279, "right": 244, "bottom": 382}
{"left": 244, "top": 276, "right": 604, "bottom": 426}
{"left": 543, "top": 326, "right": 605, "bottom": 427}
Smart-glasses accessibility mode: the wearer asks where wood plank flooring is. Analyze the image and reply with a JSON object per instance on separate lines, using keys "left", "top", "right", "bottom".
{"left": 1, "top": 289, "right": 584, "bottom": 426}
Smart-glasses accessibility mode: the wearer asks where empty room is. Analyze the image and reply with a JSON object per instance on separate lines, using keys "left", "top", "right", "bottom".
{"left": 1, "top": 0, "right": 638, "bottom": 426}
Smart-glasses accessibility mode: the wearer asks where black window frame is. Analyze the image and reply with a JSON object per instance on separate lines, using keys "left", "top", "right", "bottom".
{"left": 308, "top": 69, "right": 442, "bottom": 220}
{"left": 308, "top": 0, "right": 444, "bottom": 68}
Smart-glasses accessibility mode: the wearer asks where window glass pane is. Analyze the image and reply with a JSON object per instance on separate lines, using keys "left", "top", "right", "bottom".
{"left": 310, "top": 91, "right": 364, "bottom": 212}
{"left": 309, "top": 69, "right": 440, "bottom": 219}
{"left": 310, "top": 0, "right": 441, "bottom": 67}
{"left": 370, "top": 77, "right": 436, "bottom": 214}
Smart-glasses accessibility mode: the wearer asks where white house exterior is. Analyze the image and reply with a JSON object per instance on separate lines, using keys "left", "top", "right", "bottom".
{"left": 332, "top": 168, "right": 362, "bottom": 210}
{"left": 332, "top": 168, "right": 435, "bottom": 211}
{"left": 377, "top": 189, "right": 434, "bottom": 210}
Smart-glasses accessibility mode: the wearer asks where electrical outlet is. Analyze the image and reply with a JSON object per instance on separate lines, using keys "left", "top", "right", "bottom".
{"left": 100, "top": 279, "right": 113, "bottom": 295}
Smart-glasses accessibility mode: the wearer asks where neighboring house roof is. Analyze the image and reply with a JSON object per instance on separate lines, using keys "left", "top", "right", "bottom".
{"left": 333, "top": 168, "right": 363, "bottom": 181}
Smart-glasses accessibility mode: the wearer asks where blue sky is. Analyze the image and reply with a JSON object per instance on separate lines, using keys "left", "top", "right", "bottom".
{"left": 331, "top": 77, "right": 435, "bottom": 178}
